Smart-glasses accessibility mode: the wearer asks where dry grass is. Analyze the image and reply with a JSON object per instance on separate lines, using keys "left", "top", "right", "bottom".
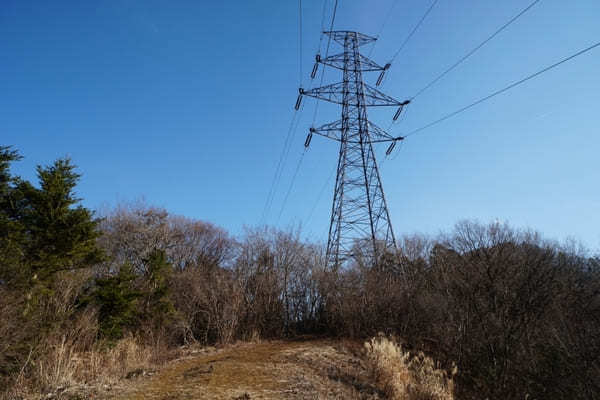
{"left": 3, "top": 333, "right": 173, "bottom": 400}
{"left": 364, "top": 336, "right": 456, "bottom": 400}
{"left": 111, "top": 339, "right": 383, "bottom": 399}
{"left": 4, "top": 337, "right": 456, "bottom": 399}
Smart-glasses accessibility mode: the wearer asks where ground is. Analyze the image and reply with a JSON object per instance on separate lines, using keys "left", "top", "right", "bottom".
{"left": 105, "top": 339, "right": 383, "bottom": 400}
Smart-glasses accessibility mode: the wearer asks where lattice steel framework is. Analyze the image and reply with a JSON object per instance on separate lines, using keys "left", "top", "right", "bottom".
{"left": 297, "top": 31, "right": 410, "bottom": 269}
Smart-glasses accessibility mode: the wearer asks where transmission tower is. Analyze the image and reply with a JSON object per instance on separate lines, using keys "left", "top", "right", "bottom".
{"left": 296, "top": 31, "right": 409, "bottom": 269}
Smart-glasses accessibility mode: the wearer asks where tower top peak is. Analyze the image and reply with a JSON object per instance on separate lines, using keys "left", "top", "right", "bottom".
{"left": 323, "top": 31, "right": 377, "bottom": 47}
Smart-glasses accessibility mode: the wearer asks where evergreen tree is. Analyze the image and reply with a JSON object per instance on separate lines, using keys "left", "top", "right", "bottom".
{"left": 93, "top": 263, "right": 140, "bottom": 341}
{"left": 1, "top": 148, "right": 106, "bottom": 382}
{"left": 20, "top": 157, "right": 104, "bottom": 285}
{"left": 143, "top": 249, "right": 175, "bottom": 328}
{"left": 0, "top": 146, "right": 26, "bottom": 286}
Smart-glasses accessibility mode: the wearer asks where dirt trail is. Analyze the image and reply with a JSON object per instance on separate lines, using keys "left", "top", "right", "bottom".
{"left": 110, "top": 339, "right": 382, "bottom": 400}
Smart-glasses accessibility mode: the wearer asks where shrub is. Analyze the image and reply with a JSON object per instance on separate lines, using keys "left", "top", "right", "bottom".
{"left": 365, "top": 335, "right": 455, "bottom": 400}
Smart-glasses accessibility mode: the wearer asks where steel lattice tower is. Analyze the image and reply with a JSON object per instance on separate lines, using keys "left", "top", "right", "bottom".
{"left": 296, "top": 31, "right": 409, "bottom": 269}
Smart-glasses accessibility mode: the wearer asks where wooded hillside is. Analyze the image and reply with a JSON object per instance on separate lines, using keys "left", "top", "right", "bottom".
{"left": 1, "top": 147, "right": 598, "bottom": 399}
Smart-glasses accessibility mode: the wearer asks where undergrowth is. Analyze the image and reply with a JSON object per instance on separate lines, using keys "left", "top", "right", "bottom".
{"left": 3, "top": 334, "right": 172, "bottom": 400}
{"left": 364, "top": 336, "right": 456, "bottom": 400}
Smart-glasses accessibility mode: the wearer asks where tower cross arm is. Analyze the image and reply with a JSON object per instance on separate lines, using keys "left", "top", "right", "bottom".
{"left": 366, "top": 121, "right": 404, "bottom": 142}
{"left": 362, "top": 84, "right": 410, "bottom": 107}
{"left": 309, "top": 119, "right": 344, "bottom": 142}
{"left": 301, "top": 82, "right": 345, "bottom": 105}
{"left": 310, "top": 120, "right": 404, "bottom": 143}
{"left": 302, "top": 82, "right": 409, "bottom": 107}
{"left": 320, "top": 53, "right": 386, "bottom": 72}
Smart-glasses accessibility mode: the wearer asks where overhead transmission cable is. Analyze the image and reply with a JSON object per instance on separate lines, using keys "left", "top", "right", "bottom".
{"left": 367, "top": 0, "right": 400, "bottom": 58}
{"left": 317, "top": 0, "right": 330, "bottom": 53}
{"left": 305, "top": 164, "right": 336, "bottom": 225}
{"left": 260, "top": 110, "right": 300, "bottom": 223}
{"left": 311, "top": 0, "right": 338, "bottom": 126}
{"left": 390, "top": 0, "right": 440, "bottom": 63}
{"left": 403, "top": 40, "right": 600, "bottom": 138}
{"left": 277, "top": 149, "right": 307, "bottom": 224}
{"left": 410, "top": 0, "right": 542, "bottom": 101}
{"left": 277, "top": 0, "right": 339, "bottom": 225}
{"left": 390, "top": 140, "right": 405, "bottom": 161}
{"left": 387, "top": 0, "right": 541, "bottom": 134}
{"left": 381, "top": 0, "right": 439, "bottom": 114}
{"left": 269, "top": 100, "right": 306, "bottom": 216}
{"left": 260, "top": 1, "right": 307, "bottom": 224}
{"left": 298, "top": 0, "right": 303, "bottom": 86}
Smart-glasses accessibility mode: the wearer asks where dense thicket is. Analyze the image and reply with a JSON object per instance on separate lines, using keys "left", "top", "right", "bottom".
{"left": 1, "top": 146, "right": 598, "bottom": 399}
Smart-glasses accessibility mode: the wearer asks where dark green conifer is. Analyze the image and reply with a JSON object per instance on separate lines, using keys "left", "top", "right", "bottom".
{"left": 143, "top": 249, "right": 175, "bottom": 327}
{"left": 93, "top": 263, "right": 140, "bottom": 340}
{"left": 0, "top": 146, "right": 26, "bottom": 286}
{"left": 20, "top": 157, "right": 104, "bottom": 284}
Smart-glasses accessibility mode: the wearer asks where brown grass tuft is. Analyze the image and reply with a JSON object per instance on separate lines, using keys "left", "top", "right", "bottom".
{"left": 3, "top": 332, "right": 173, "bottom": 399}
{"left": 364, "top": 336, "right": 456, "bottom": 400}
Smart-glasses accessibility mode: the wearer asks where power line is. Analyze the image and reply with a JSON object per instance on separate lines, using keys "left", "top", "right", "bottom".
{"left": 410, "top": 0, "right": 541, "bottom": 101}
{"left": 298, "top": 0, "right": 303, "bottom": 86}
{"left": 272, "top": 103, "right": 305, "bottom": 206}
{"left": 305, "top": 164, "right": 336, "bottom": 225}
{"left": 311, "top": 0, "right": 338, "bottom": 126}
{"left": 390, "top": 140, "right": 405, "bottom": 161}
{"left": 386, "top": 0, "right": 539, "bottom": 133}
{"left": 261, "top": 0, "right": 316, "bottom": 225}
{"left": 321, "top": 0, "right": 329, "bottom": 31}
{"left": 277, "top": 149, "right": 307, "bottom": 224}
{"left": 390, "top": 0, "right": 440, "bottom": 63}
{"left": 265, "top": 0, "right": 338, "bottom": 226}
{"left": 317, "top": 0, "right": 330, "bottom": 53}
{"left": 377, "top": 143, "right": 391, "bottom": 169}
{"left": 404, "top": 40, "right": 600, "bottom": 138}
{"left": 275, "top": 1, "right": 339, "bottom": 227}
{"left": 260, "top": 110, "right": 300, "bottom": 224}
{"left": 376, "top": 0, "right": 399, "bottom": 40}
{"left": 277, "top": 0, "right": 339, "bottom": 224}
{"left": 386, "top": 97, "right": 411, "bottom": 137}
{"left": 367, "top": 0, "right": 400, "bottom": 58}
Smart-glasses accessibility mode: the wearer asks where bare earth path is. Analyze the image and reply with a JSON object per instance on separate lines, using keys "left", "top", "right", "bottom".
{"left": 109, "top": 339, "right": 382, "bottom": 400}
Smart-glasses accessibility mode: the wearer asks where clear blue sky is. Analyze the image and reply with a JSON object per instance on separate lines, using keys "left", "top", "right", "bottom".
{"left": 1, "top": 0, "right": 599, "bottom": 249}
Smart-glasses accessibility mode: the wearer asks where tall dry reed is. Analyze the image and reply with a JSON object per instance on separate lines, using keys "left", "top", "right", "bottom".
{"left": 364, "top": 336, "right": 456, "bottom": 400}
